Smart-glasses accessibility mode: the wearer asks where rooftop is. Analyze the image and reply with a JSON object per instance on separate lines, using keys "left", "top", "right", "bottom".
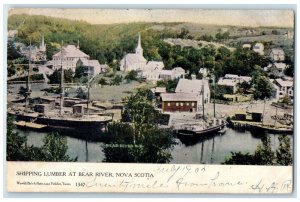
{"left": 161, "top": 93, "right": 197, "bottom": 101}
{"left": 175, "top": 78, "right": 209, "bottom": 94}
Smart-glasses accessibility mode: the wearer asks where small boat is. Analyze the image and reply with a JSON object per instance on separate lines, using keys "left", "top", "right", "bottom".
{"left": 13, "top": 121, "right": 48, "bottom": 131}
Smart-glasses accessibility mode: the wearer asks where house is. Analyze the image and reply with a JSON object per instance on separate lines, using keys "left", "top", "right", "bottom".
{"left": 151, "top": 87, "right": 166, "bottom": 97}
{"left": 161, "top": 93, "right": 197, "bottom": 112}
{"left": 217, "top": 74, "right": 252, "bottom": 94}
{"left": 20, "top": 35, "right": 47, "bottom": 62}
{"left": 158, "top": 67, "right": 185, "bottom": 81}
{"left": 120, "top": 33, "right": 147, "bottom": 72}
{"left": 142, "top": 61, "right": 165, "bottom": 80}
{"left": 52, "top": 42, "right": 90, "bottom": 71}
{"left": 175, "top": 75, "right": 210, "bottom": 110}
{"left": 76, "top": 58, "right": 102, "bottom": 76}
{"left": 269, "top": 48, "right": 285, "bottom": 62}
{"left": 270, "top": 62, "right": 287, "bottom": 74}
{"left": 252, "top": 43, "right": 264, "bottom": 55}
{"left": 270, "top": 78, "right": 293, "bottom": 101}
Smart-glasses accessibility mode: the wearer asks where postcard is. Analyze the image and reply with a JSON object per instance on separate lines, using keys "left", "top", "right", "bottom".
{"left": 5, "top": 8, "right": 294, "bottom": 194}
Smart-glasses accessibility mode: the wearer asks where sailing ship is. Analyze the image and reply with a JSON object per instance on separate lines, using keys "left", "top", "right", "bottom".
{"left": 8, "top": 41, "right": 112, "bottom": 135}
{"left": 177, "top": 60, "right": 227, "bottom": 138}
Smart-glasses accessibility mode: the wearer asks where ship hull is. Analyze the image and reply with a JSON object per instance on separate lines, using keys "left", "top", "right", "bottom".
{"left": 8, "top": 112, "right": 111, "bottom": 135}
{"left": 177, "top": 123, "right": 227, "bottom": 138}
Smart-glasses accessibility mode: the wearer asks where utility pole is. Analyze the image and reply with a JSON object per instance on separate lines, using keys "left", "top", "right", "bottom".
{"left": 59, "top": 40, "right": 64, "bottom": 115}
{"left": 25, "top": 40, "right": 32, "bottom": 111}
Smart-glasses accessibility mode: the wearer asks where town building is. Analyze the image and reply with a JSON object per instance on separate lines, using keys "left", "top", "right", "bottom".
{"left": 120, "top": 33, "right": 185, "bottom": 81}
{"left": 217, "top": 74, "right": 251, "bottom": 94}
{"left": 20, "top": 35, "right": 47, "bottom": 62}
{"left": 120, "top": 33, "right": 147, "bottom": 72}
{"left": 161, "top": 93, "right": 198, "bottom": 112}
{"left": 270, "top": 78, "right": 293, "bottom": 101}
{"left": 142, "top": 61, "right": 165, "bottom": 80}
{"left": 269, "top": 48, "right": 285, "bottom": 62}
{"left": 76, "top": 58, "right": 102, "bottom": 77}
{"left": 252, "top": 43, "right": 264, "bottom": 55}
{"left": 175, "top": 75, "right": 210, "bottom": 110}
{"left": 52, "top": 42, "right": 89, "bottom": 71}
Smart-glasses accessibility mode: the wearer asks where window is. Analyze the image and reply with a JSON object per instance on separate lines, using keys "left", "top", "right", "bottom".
{"left": 180, "top": 102, "right": 184, "bottom": 106}
{"left": 167, "top": 102, "right": 171, "bottom": 107}
{"left": 176, "top": 103, "right": 179, "bottom": 106}
{"left": 192, "top": 103, "right": 195, "bottom": 107}
{"left": 186, "top": 103, "right": 190, "bottom": 106}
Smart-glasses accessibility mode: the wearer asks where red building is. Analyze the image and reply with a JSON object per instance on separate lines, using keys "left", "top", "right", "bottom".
{"left": 161, "top": 93, "right": 197, "bottom": 112}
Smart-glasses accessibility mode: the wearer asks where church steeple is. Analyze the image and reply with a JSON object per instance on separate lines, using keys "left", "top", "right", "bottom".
{"left": 77, "top": 40, "right": 80, "bottom": 49}
{"left": 135, "top": 32, "right": 143, "bottom": 56}
{"left": 39, "top": 34, "right": 46, "bottom": 52}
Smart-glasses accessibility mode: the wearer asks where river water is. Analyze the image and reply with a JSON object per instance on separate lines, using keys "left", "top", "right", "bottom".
{"left": 17, "top": 128, "right": 293, "bottom": 164}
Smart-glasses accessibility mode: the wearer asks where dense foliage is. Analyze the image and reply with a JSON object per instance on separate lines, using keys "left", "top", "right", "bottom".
{"left": 103, "top": 89, "right": 177, "bottom": 163}
{"left": 6, "top": 115, "right": 76, "bottom": 161}
{"left": 223, "top": 136, "right": 292, "bottom": 165}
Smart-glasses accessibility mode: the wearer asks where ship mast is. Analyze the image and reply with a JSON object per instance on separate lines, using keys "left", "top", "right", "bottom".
{"left": 213, "top": 60, "right": 216, "bottom": 118}
{"left": 25, "top": 40, "right": 32, "bottom": 111}
{"left": 59, "top": 40, "right": 64, "bottom": 115}
{"left": 86, "top": 68, "right": 90, "bottom": 117}
{"left": 202, "top": 56, "right": 205, "bottom": 124}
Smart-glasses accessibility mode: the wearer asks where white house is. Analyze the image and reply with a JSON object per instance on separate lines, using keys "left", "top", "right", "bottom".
{"left": 270, "top": 78, "right": 293, "bottom": 101}
{"left": 142, "top": 61, "right": 165, "bottom": 80}
{"left": 76, "top": 58, "right": 102, "bottom": 76}
{"left": 175, "top": 76, "right": 210, "bottom": 110}
{"left": 269, "top": 48, "right": 285, "bottom": 62}
{"left": 52, "top": 43, "right": 90, "bottom": 71}
{"left": 159, "top": 67, "right": 185, "bottom": 81}
{"left": 120, "top": 33, "right": 147, "bottom": 72}
{"left": 252, "top": 43, "right": 264, "bottom": 55}
{"left": 217, "top": 74, "right": 252, "bottom": 94}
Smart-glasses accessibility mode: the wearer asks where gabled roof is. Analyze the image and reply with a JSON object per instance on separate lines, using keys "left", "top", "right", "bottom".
{"left": 175, "top": 78, "right": 209, "bottom": 94}
{"left": 161, "top": 93, "right": 197, "bottom": 102}
{"left": 146, "top": 61, "right": 164, "bottom": 70}
{"left": 217, "top": 78, "right": 238, "bottom": 87}
{"left": 53, "top": 45, "right": 89, "bottom": 58}
{"left": 274, "top": 78, "right": 293, "bottom": 87}
{"left": 122, "top": 53, "right": 147, "bottom": 64}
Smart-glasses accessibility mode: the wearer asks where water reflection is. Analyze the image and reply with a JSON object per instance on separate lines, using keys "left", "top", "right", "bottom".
{"left": 17, "top": 127, "right": 293, "bottom": 164}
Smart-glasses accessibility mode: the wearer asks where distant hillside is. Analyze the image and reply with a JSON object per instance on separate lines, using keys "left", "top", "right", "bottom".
{"left": 8, "top": 14, "right": 156, "bottom": 64}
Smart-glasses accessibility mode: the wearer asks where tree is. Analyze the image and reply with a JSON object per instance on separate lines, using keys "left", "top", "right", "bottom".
{"left": 253, "top": 137, "right": 275, "bottom": 165}
{"left": 98, "top": 78, "right": 108, "bottom": 85}
{"left": 223, "top": 136, "right": 292, "bottom": 165}
{"left": 276, "top": 135, "right": 292, "bottom": 166}
{"left": 41, "top": 133, "right": 76, "bottom": 162}
{"left": 74, "top": 65, "right": 86, "bottom": 79}
{"left": 124, "top": 70, "right": 138, "bottom": 82}
{"left": 110, "top": 75, "right": 123, "bottom": 85}
{"left": 6, "top": 115, "right": 76, "bottom": 162}
{"left": 7, "top": 40, "right": 21, "bottom": 60}
{"left": 103, "top": 89, "right": 177, "bottom": 163}
{"left": 48, "top": 69, "right": 74, "bottom": 84}
{"left": 253, "top": 76, "right": 274, "bottom": 100}
{"left": 6, "top": 116, "right": 28, "bottom": 161}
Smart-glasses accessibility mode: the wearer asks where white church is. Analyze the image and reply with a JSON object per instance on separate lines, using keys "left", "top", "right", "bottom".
{"left": 120, "top": 33, "right": 185, "bottom": 81}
